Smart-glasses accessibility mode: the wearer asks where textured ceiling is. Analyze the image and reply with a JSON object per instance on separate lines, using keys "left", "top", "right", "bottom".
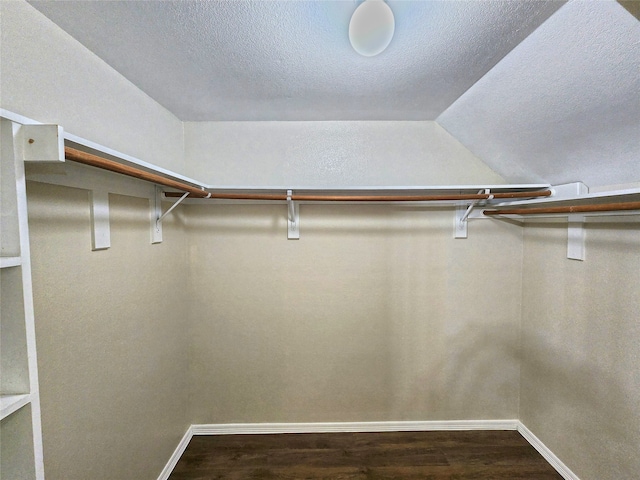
{"left": 27, "top": 0, "right": 563, "bottom": 121}
{"left": 437, "top": 0, "right": 640, "bottom": 188}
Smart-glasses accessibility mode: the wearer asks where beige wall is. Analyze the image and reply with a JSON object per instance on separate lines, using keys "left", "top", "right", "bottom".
{"left": 184, "top": 118, "right": 521, "bottom": 424}
{"left": 0, "top": 0, "right": 184, "bottom": 173}
{"left": 184, "top": 121, "right": 505, "bottom": 187}
{"left": 26, "top": 182, "right": 189, "bottom": 480}
{"left": 521, "top": 221, "right": 640, "bottom": 480}
{"left": 187, "top": 204, "right": 523, "bottom": 423}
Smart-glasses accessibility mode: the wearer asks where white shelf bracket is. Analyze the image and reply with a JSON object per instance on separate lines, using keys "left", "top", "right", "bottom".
{"left": 153, "top": 189, "right": 189, "bottom": 245}
{"left": 567, "top": 214, "right": 585, "bottom": 261}
{"left": 455, "top": 189, "right": 489, "bottom": 239}
{"left": 158, "top": 191, "right": 189, "bottom": 223}
{"left": 287, "top": 189, "right": 299, "bottom": 240}
{"left": 455, "top": 205, "right": 469, "bottom": 239}
{"left": 90, "top": 189, "right": 110, "bottom": 250}
{"left": 20, "top": 124, "right": 65, "bottom": 163}
{"left": 153, "top": 188, "right": 190, "bottom": 243}
{"left": 152, "top": 186, "right": 163, "bottom": 244}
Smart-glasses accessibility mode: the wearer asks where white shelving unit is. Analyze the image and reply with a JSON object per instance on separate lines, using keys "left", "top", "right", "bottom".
{"left": 1, "top": 118, "right": 45, "bottom": 479}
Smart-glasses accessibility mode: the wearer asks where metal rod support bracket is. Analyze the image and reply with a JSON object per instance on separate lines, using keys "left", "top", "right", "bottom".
{"left": 455, "top": 205, "right": 469, "bottom": 239}
{"left": 455, "top": 190, "right": 488, "bottom": 238}
{"left": 287, "top": 189, "right": 299, "bottom": 240}
{"left": 152, "top": 186, "right": 163, "bottom": 244}
{"left": 158, "top": 191, "right": 189, "bottom": 223}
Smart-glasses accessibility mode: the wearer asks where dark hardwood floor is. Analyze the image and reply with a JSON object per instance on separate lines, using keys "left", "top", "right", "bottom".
{"left": 168, "top": 430, "right": 563, "bottom": 479}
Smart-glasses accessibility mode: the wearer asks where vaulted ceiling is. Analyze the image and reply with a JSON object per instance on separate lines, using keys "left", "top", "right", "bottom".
{"left": 27, "top": 0, "right": 640, "bottom": 187}
{"left": 438, "top": 0, "right": 640, "bottom": 187}
{"left": 27, "top": 0, "right": 564, "bottom": 121}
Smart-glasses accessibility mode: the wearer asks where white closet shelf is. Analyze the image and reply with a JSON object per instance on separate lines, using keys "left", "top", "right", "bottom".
{"left": 162, "top": 185, "right": 553, "bottom": 205}
{"left": 480, "top": 182, "right": 640, "bottom": 222}
{"left": 0, "top": 256, "right": 22, "bottom": 268}
{"left": 490, "top": 186, "right": 640, "bottom": 208}
{"left": 0, "top": 394, "right": 31, "bottom": 420}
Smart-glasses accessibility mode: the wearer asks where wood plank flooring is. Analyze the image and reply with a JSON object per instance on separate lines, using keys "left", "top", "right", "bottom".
{"left": 168, "top": 430, "right": 563, "bottom": 479}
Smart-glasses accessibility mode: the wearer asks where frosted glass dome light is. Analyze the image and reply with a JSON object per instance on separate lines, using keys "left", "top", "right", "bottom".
{"left": 349, "top": 0, "right": 395, "bottom": 57}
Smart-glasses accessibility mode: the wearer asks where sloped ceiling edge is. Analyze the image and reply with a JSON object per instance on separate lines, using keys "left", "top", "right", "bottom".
{"left": 437, "top": 0, "right": 640, "bottom": 189}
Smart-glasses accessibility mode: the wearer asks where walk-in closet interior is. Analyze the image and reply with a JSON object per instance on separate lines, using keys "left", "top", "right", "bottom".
{"left": 1, "top": 1, "right": 638, "bottom": 479}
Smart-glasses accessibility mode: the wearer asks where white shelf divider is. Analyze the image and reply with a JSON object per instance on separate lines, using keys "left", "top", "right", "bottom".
{"left": 1, "top": 118, "right": 45, "bottom": 480}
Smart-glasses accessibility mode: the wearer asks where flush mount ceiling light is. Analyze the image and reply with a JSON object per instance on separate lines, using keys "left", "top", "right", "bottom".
{"left": 349, "top": 0, "right": 395, "bottom": 57}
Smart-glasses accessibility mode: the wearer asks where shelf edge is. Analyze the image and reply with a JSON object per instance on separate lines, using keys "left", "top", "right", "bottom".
{"left": 0, "top": 394, "right": 31, "bottom": 420}
{"left": 0, "top": 256, "right": 22, "bottom": 268}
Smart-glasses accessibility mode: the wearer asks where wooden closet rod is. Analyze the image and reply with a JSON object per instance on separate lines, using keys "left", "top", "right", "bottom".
{"left": 484, "top": 201, "right": 640, "bottom": 216}
{"left": 164, "top": 190, "right": 552, "bottom": 202}
{"left": 65, "top": 146, "right": 553, "bottom": 202}
{"left": 64, "top": 147, "right": 211, "bottom": 198}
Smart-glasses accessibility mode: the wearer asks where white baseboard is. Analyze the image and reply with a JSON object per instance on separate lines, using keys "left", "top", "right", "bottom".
{"left": 157, "top": 426, "right": 193, "bottom": 480}
{"left": 517, "top": 422, "right": 581, "bottom": 480}
{"left": 159, "top": 420, "right": 578, "bottom": 480}
{"left": 191, "top": 419, "right": 519, "bottom": 435}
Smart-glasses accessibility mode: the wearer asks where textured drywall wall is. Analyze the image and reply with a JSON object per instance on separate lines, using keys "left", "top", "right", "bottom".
{"left": 0, "top": 0, "right": 184, "bottom": 173}
{"left": 438, "top": 0, "right": 640, "bottom": 188}
{"left": 187, "top": 204, "right": 523, "bottom": 423}
{"left": 184, "top": 121, "right": 505, "bottom": 187}
{"left": 521, "top": 221, "right": 640, "bottom": 480}
{"left": 26, "top": 183, "right": 189, "bottom": 480}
